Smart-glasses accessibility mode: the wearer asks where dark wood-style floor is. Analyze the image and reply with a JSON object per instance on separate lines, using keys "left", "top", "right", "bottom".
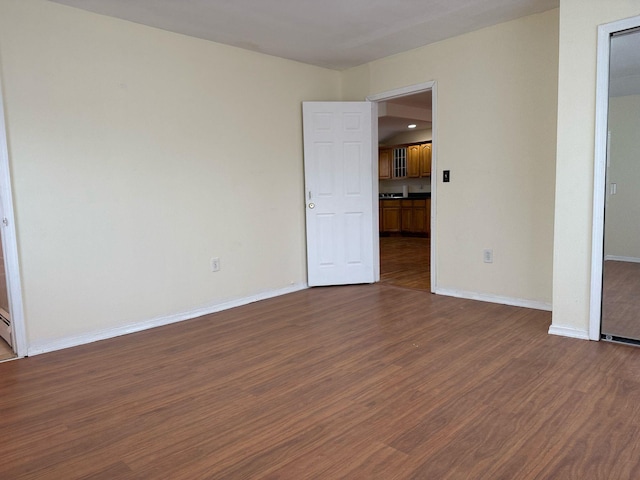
{"left": 380, "top": 236, "right": 430, "bottom": 291}
{"left": 602, "top": 260, "right": 640, "bottom": 341}
{"left": 1, "top": 284, "right": 640, "bottom": 479}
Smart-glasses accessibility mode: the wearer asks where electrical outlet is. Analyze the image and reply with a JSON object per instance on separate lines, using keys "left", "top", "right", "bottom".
{"left": 211, "top": 257, "right": 220, "bottom": 272}
{"left": 483, "top": 249, "right": 493, "bottom": 263}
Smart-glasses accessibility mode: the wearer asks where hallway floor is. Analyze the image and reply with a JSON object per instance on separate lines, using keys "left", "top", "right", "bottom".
{"left": 379, "top": 236, "right": 430, "bottom": 291}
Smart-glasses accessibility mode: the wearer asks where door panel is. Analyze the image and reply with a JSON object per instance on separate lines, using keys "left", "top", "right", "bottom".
{"left": 303, "top": 102, "right": 376, "bottom": 286}
{"left": 601, "top": 27, "right": 640, "bottom": 342}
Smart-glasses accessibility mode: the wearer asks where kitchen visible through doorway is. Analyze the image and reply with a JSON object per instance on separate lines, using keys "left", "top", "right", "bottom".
{"left": 376, "top": 88, "right": 433, "bottom": 292}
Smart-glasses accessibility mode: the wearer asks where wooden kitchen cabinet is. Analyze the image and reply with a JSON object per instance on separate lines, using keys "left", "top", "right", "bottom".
{"left": 380, "top": 198, "right": 430, "bottom": 237}
{"left": 401, "top": 199, "right": 413, "bottom": 231}
{"left": 379, "top": 148, "right": 392, "bottom": 179}
{"left": 379, "top": 200, "right": 401, "bottom": 233}
{"left": 398, "top": 198, "right": 431, "bottom": 236}
{"left": 407, "top": 144, "right": 421, "bottom": 178}
{"left": 420, "top": 143, "right": 432, "bottom": 177}
{"left": 379, "top": 142, "right": 430, "bottom": 179}
{"left": 411, "top": 200, "right": 426, "bottom": 234}
{"left": 412, "top": 199, "right": 431, "bottom": 236}
{"left": 425, "top": 198, "right": 431, "bottom": 236}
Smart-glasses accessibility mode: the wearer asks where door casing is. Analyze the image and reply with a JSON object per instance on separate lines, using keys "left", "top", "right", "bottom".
{"left": 367, "top": 81, "right": 437, "bottom": 293}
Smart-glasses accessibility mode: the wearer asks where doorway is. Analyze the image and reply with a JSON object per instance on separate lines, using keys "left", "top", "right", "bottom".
{"left": 590, "top": 15, "right": 640, "bottom": 342}
{"left": 367, "top": 82, "right": 436, "bottom": 293}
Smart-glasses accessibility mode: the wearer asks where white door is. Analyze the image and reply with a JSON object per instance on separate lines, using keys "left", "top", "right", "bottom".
{"left": 303, "top": 102, "right": 378, "bottom": 287}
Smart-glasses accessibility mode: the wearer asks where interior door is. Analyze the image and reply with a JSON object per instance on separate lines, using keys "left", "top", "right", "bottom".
{"left": 303, "top": 102, "right": 378, "bottom": 287}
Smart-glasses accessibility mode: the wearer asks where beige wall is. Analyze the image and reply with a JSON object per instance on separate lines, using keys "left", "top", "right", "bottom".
{"left": 345, "top": 9, "right": 559, "bottom": 306}
{"left": 0, "top": 0, "right": 340, "bottom": 348}
{"left": 1, "top": 0, "right": 601, "bottom": 350}
{"left": 604, "top": 95, "right": 640, "bottom": 260}
{"left": 552, "top": 0, "right": 640, "bottom": 336}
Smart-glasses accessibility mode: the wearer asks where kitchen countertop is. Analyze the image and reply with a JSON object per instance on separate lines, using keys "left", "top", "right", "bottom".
{"left": 379, "top": 193, "right": 431, "bottom": 200}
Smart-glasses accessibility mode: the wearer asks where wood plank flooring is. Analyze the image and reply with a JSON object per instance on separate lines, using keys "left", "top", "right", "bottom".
{"left": 379, "top": 236, "right": 430, "bottom": 291}
{"left": 602, "top": 260, "right": 640, "bottom": 340}
{"left": 1, "top": 285, "right": 640, "bottom": 478}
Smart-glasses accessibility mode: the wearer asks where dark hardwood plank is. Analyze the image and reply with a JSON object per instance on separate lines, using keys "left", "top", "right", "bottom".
{"left": 602, "top": 260, "right": 640, "bottom": 340}
{"left": 0, "top": 284, "right": 639, "bottom": 478}
{"left": 379, "top": 236, "right": 430, "bottom": 291}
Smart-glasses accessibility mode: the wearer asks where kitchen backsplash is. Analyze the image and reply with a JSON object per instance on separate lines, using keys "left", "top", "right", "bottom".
{"left": 379, "top": 177, "right": 431, "bottom": 195}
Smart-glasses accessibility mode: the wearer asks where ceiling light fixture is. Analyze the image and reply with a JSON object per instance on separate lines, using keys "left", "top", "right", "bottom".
{"left": 408, "top": 124, "right": 417, "bottom": 129}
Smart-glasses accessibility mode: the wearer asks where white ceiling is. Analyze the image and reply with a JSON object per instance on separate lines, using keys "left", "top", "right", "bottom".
{"left": 48, "top": 0, "right": 559, "bottom": 70}
{"left": 378, "top": 91, "right": 432, "bottom": 143}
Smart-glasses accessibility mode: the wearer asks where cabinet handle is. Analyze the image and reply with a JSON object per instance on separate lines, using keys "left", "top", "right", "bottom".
{"left": 308, "top": 203, "right": 315, "bottom": 209}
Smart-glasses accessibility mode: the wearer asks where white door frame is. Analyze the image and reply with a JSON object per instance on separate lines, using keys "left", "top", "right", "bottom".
{"left": 589, "top": 14, "right": 640, "bottom": 341}
{"left": 0, "top": 76, "right": 27, "bottom": 357}
{"left": 367, "top": 81, "right": 437, "bottom": 293}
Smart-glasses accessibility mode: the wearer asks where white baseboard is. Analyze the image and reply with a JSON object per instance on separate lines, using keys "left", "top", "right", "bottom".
{"left": 548, "top": 324, "right": 590, "bottom": 340}
{"left": 435, "top": 287, "right": 552, "bottom": 311}
{"left": 604, "top": 255, "right": 640, "bottom": 263}
{"left": 27, "top": 283, "right": 308, "bottom": 356}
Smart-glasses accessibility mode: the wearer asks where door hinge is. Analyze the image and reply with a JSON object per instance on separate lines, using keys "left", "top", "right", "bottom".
{"left": 2, "top": 218, "right": 8, "bottom": 227}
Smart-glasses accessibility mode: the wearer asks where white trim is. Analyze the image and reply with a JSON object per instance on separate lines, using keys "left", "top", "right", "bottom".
{"left": 0, "top": 73, "right": 26, "bottom": 357}
{"left": 370, "top": 100, "right": 380, "bottom": 282}
{"left": 27, "top": 283, "right": 308, "bottom": 356}
{"left": 604, "top": 255, "right": 640, "bottom": 263}
{"left": 367, "top": 82, "right": 435, "bottom": 102}
{"left": 366, "top": 80, "right": 437, "bottom": 293}
{"left": 429, "top": 83, "right": 437, "bottom": 293}
{"left": 590, "top": 14, "right": 640, "bottom": 342}
{"left": 435, "top": 287, "right": 552, "bottom": 311}
{"left": 548, "top": 325, "right": 591, "bottom": 341}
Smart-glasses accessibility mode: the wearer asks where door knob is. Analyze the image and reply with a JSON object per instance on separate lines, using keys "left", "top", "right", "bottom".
{"left": 308, "top": 203, "right": 315, "bottom": 209}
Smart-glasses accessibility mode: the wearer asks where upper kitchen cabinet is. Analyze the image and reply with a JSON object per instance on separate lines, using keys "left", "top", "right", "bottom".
{"left": 407, "top": 144, "right": 421, "bottom": 178}
{"left": 420, "top": 143, "right": 432, "bottom": 177}
{"left": 379, "top": 148, "right": 392, "bottom": 179}
{"left": 379, "top": 142, "right": 431, "bottom": 180}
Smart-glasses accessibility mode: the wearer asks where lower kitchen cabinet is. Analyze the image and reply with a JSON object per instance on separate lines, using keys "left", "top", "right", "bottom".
{"left": 380, "top": 200, "right": 401, "bottom": 233}
{"left": 380, "top": 198, "right": 430, "bottom": 236}
{"left": 411, "top": 199, "right": 431, "bottom": 236}
{"left": 401, "top": 200, "right": 414, "bottom": 232}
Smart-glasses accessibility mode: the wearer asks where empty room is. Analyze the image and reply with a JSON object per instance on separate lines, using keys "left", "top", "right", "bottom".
{"left": 1, "top": 0, "right": 640, "bottom": 478}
